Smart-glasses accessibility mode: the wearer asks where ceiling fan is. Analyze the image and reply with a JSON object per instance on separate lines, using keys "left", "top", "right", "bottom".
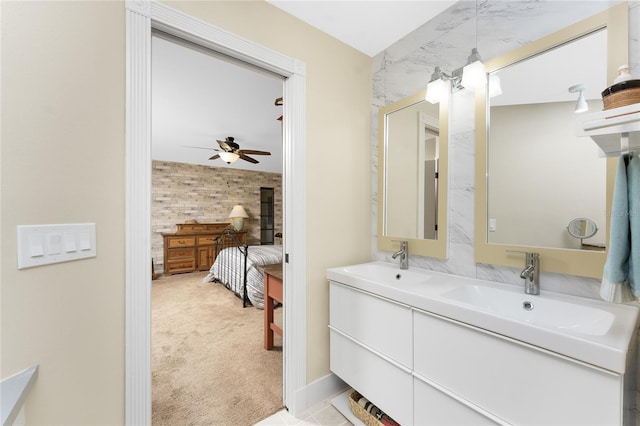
{"left": 204, "top": 136, "right": 271, "bottom": 164}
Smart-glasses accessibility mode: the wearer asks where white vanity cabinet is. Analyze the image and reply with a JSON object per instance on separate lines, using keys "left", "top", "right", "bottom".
{"left": 329, "top": 279, "right": 636, "bottom": 426}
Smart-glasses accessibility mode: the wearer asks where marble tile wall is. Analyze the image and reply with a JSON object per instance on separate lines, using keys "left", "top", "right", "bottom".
{"left": 372, "top": 1, "right": 640, "bottom": 299}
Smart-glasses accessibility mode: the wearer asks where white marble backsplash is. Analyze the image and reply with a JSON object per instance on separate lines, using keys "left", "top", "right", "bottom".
{"left": 372, "top": 1, "right": 639, "bottom": 299}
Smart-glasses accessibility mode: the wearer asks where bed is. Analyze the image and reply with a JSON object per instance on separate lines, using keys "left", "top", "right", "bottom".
{"left": 203, "top": 227, "right": 283, "bottom": 309}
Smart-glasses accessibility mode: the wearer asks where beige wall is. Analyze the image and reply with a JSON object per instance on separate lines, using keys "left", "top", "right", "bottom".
{"left": 1, "top": 0, "right": 371, "bottom": 423}
{"left": 1, "top": 1, "right": 126, "bottom": 424}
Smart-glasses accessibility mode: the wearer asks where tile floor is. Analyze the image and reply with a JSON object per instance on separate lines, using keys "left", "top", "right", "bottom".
{"left": 254, "top": 396, "right": 351, "bottom": 426}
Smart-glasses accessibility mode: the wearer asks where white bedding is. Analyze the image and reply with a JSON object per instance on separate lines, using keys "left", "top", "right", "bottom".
{"left": 203, "top": 244, "right": 283, "bottom": 309}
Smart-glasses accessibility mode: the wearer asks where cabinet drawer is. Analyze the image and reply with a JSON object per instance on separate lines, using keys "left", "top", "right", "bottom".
{"left": 166, "top": 236, "right": 195, "bottom": 248}
{"left": 330, "top": 282, "right": 412, "bottom": 368}
{"left": 197, "top": 235, "right": 217, "bottom": 245}
{"left": 165, "top": 259, "right": 195, "bottom": 273}
{"left": 413, "top": 309, "right": 622, "bottom": 425}
{"left": 330, "top": 328, "right": 412, "bottom": 426}
{"left": 167, "top": 248, "right": 195, "bottom": 260}
{"left": 414, "top": 375, "right": 497, "bottom": 425}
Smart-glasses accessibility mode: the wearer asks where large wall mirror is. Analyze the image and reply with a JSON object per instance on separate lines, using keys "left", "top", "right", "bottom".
{"left": 475, "top": 4, "right": 628, "bottom": 278}
{"left": 378, "top": 89, "right": 449, "bottom": 258}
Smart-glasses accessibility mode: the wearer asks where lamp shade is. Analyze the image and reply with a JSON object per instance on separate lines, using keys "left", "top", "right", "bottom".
{"left": 228, "top": 205, "right": 249, "bottom": 219}
{"left": 228, "top": 205, "right": 249, "bottom": 231}
{"left": 461, "top": 48, "right": 486, "bottom": 90}
{"left": 426, "top": 78, "right": 447, "bottom": 104}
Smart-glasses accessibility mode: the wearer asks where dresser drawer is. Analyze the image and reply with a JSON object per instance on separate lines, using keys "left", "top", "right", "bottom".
{"left": 167, "top": 248, "right": 195, "bottom": 260}
{"left": 330, "top": 328, "right": 412, "bottom": 426}
{"left": 165, "top": 259, "right": 196, "bottom": 273}
{"left": 177, "top": 223, "right": 227, "bottom": 234}
{"left": 166, "top": 236, "right": 195, "bottom": 248}
{"left": 330, "top": 281, "right": 412, "bottom": 368}
{"left": 197, "top": 235, "right": 217, "bottom": 245}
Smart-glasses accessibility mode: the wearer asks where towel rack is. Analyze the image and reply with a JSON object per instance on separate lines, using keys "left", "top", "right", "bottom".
{"left": 577, "top": 103, "right": 640, "bottom": 156}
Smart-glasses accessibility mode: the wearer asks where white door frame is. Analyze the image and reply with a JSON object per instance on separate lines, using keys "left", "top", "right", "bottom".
{"left": 125, "top": 1, "right": 307, "bottom": 424}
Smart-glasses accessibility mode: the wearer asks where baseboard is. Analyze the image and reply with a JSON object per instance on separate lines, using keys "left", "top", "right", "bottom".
{"left": 293, "top": 372, "right": 348, "bottom": 415}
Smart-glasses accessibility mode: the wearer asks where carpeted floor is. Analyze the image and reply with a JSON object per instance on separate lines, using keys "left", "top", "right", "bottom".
{"left": 152, "top": 271, "right": 283, "bottom": 426}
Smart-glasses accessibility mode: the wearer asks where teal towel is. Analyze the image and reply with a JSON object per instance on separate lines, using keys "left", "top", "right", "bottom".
{"left": 601, "top": 154, "right": 640, "bottom": 302}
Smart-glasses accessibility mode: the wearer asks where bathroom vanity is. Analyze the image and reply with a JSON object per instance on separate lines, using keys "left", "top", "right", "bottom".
{"left": 328, "top": 262, "right": 640, "bottom": 425}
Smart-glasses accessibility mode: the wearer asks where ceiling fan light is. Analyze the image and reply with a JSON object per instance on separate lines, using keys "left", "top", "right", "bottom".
{"left": 219, "top": 151, "right": 240, "bottom": 164}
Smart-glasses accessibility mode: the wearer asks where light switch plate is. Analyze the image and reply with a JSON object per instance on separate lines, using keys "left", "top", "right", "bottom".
{"left": 17, "top": 223, "right": 96, "bottom": 269}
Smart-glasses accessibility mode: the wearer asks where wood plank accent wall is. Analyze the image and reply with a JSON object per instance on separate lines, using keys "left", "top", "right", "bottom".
{"left": 152, "top": 160, "right": 282, "bottom": 273}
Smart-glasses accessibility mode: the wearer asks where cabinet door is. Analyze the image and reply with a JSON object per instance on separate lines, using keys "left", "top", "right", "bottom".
{"left": 330, "top": 282, "right": 412, "bottom": 368}
{"left": 413, "top": 309, "right": 622, "bottom": 425}
{"left": 197, "top": 247, "right": 213, "bottom": 271}
{"left": 414, "top": 375, "right": 498, "bottom": 425}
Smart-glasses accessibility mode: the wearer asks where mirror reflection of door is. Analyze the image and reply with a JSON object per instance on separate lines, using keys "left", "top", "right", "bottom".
{"left": 418, "top": 112, "right": 439, "bottom": 239}
{"left": 385, "top": 100, "right": 440, "bottom": 240}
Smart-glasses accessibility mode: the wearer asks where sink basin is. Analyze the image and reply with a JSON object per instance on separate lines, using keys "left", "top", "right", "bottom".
{"left": 442, "top": 285, "right": 615, "bottom": 336}
{"left": 341, "top": 262, "right": 433, "bottom": 286}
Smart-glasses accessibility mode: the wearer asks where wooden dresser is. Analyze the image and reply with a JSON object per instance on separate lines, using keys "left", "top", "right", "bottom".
{"left": 162, "top": 223, "right": 246, "bottom": 275}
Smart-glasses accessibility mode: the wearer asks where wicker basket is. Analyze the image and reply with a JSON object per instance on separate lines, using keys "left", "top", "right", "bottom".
{"left": 348, "top": 391, "right": 383, "bottom": 426}
{"left": 602, "top": 80, "right": 640, "bottom": 110}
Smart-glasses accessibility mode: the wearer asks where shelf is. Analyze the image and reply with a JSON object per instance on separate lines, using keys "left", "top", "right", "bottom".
{"left": 577, "top": 103, "right": 640, "bottom": 156}
{"left": 331, "top": 389, "right": 367, "bottom": 426}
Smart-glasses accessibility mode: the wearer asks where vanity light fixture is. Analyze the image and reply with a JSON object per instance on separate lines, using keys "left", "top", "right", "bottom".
{"left": 219, "top": 151, "right": 240, "bottom": 164}
{"left": 461, "top": 0, "right": 486, "bottom": 91}
{"left": 568, "top": 84, "right": 588, "bottom": 113}
{"left": 426, "top": 67, "right": 449, "bottom": 104}
{"left": 461, "top": 48, "right": 486, "bottom": 90}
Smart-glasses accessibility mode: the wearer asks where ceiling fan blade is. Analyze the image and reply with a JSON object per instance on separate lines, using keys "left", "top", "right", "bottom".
{"left": 217, "top": 139, "right": 233, "bottom": 152}
{"left": 239, "top": 149, "right": 271, "bottom": 156}
{"left": 184, "top": 145, "right": 216, "bottom": 151}
{"left": 209, "top": 154, "right": 221, "bottom": 160}
{"left": 239, "top": 153, "right": 259, "bottom": 164}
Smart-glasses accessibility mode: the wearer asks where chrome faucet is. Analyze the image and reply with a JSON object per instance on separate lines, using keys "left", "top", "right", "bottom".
{"left": 519, "top": 252, "right": 540, "bottom": 295}
{"left": 392, "top": 241, "right": 409, "bottom": 270}
{"left": 507, "top": 250, "right": 540, "bottom": 295}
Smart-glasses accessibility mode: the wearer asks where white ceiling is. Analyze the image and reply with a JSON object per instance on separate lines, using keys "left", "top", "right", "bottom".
{"left": 266, "top": 1, "right": 457, "bottom": 57}
{"left": 152, "top": 35, "right": 284, "bottom": 173}
{"left": 151, "top": 2, "right": 454, "bottom": 172}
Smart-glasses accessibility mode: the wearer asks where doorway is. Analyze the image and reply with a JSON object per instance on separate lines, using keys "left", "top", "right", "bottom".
{"left": 125, "top": 3, "right": 308, "bottom": 423}
{"left": 150, "top": 32, "right": 285, "bottom": 424}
